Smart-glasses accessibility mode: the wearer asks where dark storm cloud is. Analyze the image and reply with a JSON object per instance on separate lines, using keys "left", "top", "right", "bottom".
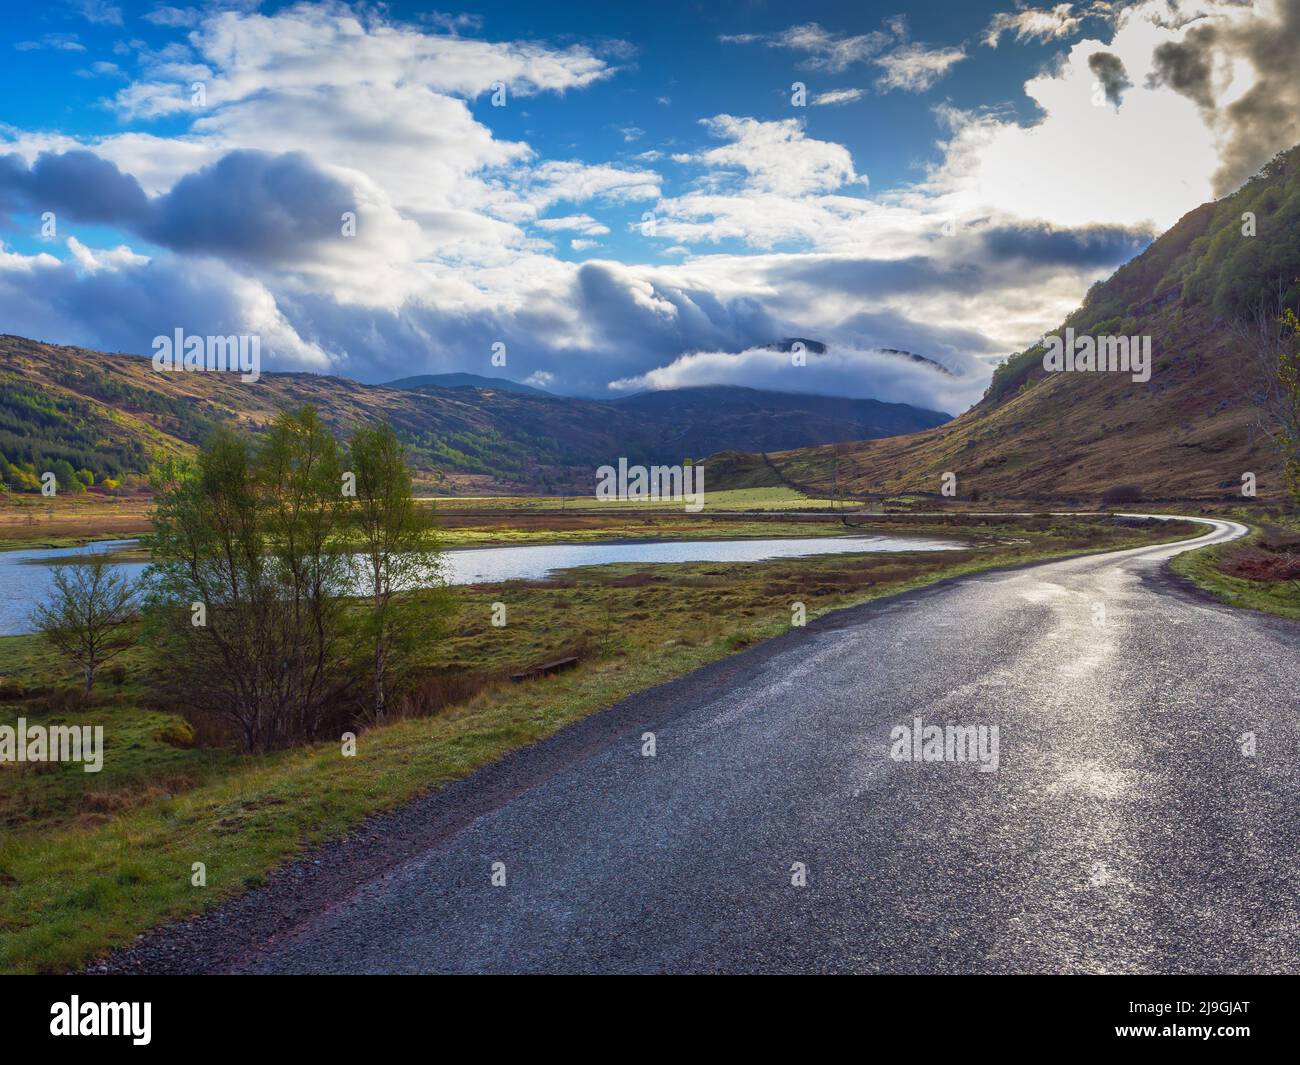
{"left": 1088, "top": 51, "right": 1132, "bottom": 107}
{"left": 0, "top": 149, "right": 150, "bottom": 224}
{"left": 1146, "top": 4, "right": 1300, "bottom": 195}
{"left": 0, "top": 250, "right": 290, "bottom": 359}
{"left": 573, "top": 261, "right": 781, "bottom": 366}
{"left": 766, "top": 223, "right": 1147, "bottom": 302}
{"left": 979, "top": 222, "right": 1152, "bottom": 267}
{"left": 269, "top": 289, "right": 543, "bottom": 386}
{"left": 1148, "top": 27, "right": 1218, "bottom": 109}
{"left": 0, "top": 148, "right": 353, "bottom": 264}
{"left": 833, "top": 307, "right": 999, "bottom": 364}
{"left": 144, "top": 151, "right": 355, "bottom": 261}
{"left": 257, "top": 263, "right": 785, "bottom": 395}
{"left": 775, "top": 255, "right": 987, "bottom": 298}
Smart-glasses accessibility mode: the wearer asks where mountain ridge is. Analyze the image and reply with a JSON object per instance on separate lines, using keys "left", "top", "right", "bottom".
{"left": 385, "top": 372, "right": 552, "bottom": 396}
{"left": 0, "top": 338, "right": 948, "bottom": 495}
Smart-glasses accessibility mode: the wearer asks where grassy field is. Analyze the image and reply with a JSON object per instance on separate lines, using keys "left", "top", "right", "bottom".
{"left": 0, "top": 493, "right": 152, "bottom": 549}
{"left": 1, "top": 485, "right": 844, "bottom": 551}
{"left": 0, "top": 514, "right": 1200, "bottom": 973}
{"left": 431, "top": 485, "right": 840, "bottom": 511}
{"left": 435, "top": 513, "right": 855, "bottom": 548}
{"left": 1171, "top": 512, "right": 1300, "bottom": 621}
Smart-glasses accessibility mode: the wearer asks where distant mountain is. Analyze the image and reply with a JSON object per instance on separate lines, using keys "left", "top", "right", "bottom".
{"left": 713, "top": 146, "right": 1300, "bottom": 502}
{"left": 0, "top": 341, "right": 949, "bottom": 495}
{"left": 610, "top": 386, "right": 948, "bottom": 455}
{"left": 385, "top": 372, "right": 551, "bottom": 396}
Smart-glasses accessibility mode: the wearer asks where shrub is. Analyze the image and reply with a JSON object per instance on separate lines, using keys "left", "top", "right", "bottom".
{"left": 153, "top": 719, "right": 196, "bottom": 748}
{"left": 1100, "top": 484, "right": 1144, "bottom": 506}
{"left": 33, "top": 559, "right": 138, "bottom": 695}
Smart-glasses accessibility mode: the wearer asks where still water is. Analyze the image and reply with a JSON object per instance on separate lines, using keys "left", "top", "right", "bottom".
{"left": 0, "top": 533, "right": 961, "bottom": 637}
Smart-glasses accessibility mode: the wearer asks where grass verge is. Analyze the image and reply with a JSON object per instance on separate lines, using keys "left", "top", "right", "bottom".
{"left": 1169, "top": 514, "right": 1300, "bottom": 621}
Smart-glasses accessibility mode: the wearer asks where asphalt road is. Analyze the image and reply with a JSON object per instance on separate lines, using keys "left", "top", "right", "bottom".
{"left": 241, "top": 517, "right": 1300, "bottom": 974}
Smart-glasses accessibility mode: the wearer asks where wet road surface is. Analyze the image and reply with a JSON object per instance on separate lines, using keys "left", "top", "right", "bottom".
{"left": 240, "top": 518, "right": 1300, "bottom": 974}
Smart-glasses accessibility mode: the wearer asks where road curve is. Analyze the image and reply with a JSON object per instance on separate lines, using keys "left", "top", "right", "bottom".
{"left": 240, "top": 516, "right": 1300, "bottom": 974}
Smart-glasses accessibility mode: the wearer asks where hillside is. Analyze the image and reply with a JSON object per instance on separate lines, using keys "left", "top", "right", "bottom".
{"left": 0, "top": 338, "right": 947, "bottom": 495}
{"left": 714, "top": 146, "right": 1300, "bottom": 504}
{"left": 609, "top": 386, "right": 948, "bottom": 455}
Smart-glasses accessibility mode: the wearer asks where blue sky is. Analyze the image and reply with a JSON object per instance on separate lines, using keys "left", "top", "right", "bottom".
{"left": 0, "top": 1, "right": 1295, "bottom": 410}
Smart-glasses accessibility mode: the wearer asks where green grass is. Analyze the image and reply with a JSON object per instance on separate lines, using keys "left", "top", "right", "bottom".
{"left": 434, "top": 517, "right": 861, "bottom": 548}
{"left": 0, "top": 637, "right": 236, "bottom": 829}
{"left": 1170, "top": 515, "right": 1300, "bottom": 621}
{"left": 0, "top": 514, "right": 1200, "bottom": 973}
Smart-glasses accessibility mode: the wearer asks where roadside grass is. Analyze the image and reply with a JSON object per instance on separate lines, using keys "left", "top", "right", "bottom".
{"left": 1170, "top": 512, "right": 1300, "bottom": 621}
{"left": 0, "top": 515, "right": 1199, "bottom": 973}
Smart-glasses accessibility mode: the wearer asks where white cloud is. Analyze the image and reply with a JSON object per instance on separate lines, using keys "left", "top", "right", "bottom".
{"left": 811, "top": 88, "right": 866, "bottom": 106}
{"left": 721, "top": 22, "right": 890, "bottom": 73}
{"left": 984, "top": 3, "right": 1096, "bottom": 48}
{"left": 14, "top": 34, "right": 85, "bottom": 52}
{"left": 874, "top": 43, "right": 967, "bottom": 92}
{"left": 533, "top": 214, "right": 610, "bottom": 236}
{"left": 607, "top": 344, "right": 980, "bottom": 413}
{"left": 76, "top": 61, "right": 124, "bottom": 79}
{"left": 66, "top": 236, "right": 149, "bottom": 273}
{"left": 723, "top": 17, "right": 966, "bottom": 92}
{"left": 647, "top": 191, "right": 874, "bottom": 249}
{"left": 521, "top": 160, "right": 661, "bottom": 212}
{"left": 143, "top": 6, "right": 203, "bottom": 29}
{"left": 72, "top": 0, "right": 122, "bottom": 27}
{"left": 425, "top": 12, "right": 485, "bottom": 34}
{"left": 908, "top": 3, "right": 1253, "bottom": 230}
{"left": 184, "top": 4, "right": 614, "bottom": 108}
{"left": 685, "top": 115, "right": 862, "bottom": 197}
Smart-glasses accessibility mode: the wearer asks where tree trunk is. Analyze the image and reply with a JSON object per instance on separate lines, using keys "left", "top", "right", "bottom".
{"left": 373, "top": 564, "right": 385, "bottom": 721}
{"left": 374, "top": 640, "right": 386, "bottom": 722}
